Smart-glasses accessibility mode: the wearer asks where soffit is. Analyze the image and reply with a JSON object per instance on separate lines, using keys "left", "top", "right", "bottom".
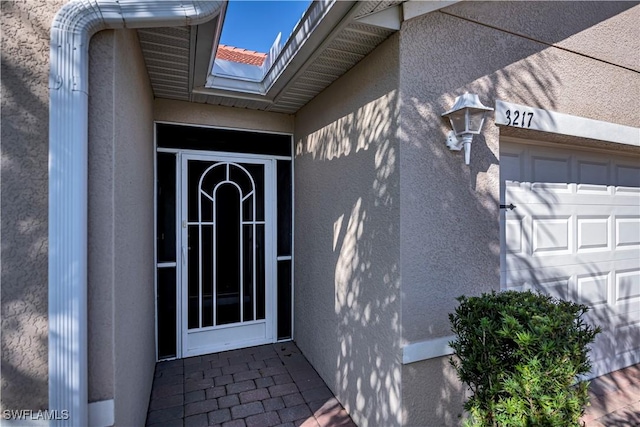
{"left": 267, "top": 21, "right": 395, "bottom": 113}
{"left": 354, "top": 0, "right": 404, "bottom": 18}
{"left": 138, "top": 26, "right": 192, "bottom": 101}
{"left": 138, "top": 1, "right": 401, "bottom": 113}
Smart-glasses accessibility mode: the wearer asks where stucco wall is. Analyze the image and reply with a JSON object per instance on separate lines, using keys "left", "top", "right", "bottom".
{"left": 402, "top": 357, "right": 469, "bottom": 426}
{"left": 1, "top": 0, "right": 67, "bottom": 411}
{"left": 399, "top": 2, "right": 640, "bottom": 424}
{"left": 88, "top": 30, "right": 117, "bottom": 405}
{"left": 112, "top": 28, "right": 156, "bottom": 427}
{"left": 88, "top": 28, "right": 155, "bottom": 426}
{"left": 294, "top": 35, "right": 402, "bottom": 427}
{"left": 154, "top": 98, "right": 294, "bottom": 134}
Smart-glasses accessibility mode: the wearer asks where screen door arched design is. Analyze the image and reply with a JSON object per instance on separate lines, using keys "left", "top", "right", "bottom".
{"left": 181, "top": 154, "right": 274, "bottom": 356}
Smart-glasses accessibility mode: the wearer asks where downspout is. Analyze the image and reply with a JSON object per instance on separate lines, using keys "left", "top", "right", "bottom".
{"left": 48, "top": 1, "right": 223, "bottom": 425}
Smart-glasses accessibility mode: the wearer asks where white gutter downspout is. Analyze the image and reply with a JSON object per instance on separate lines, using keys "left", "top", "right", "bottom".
{"left": 48, "top": 1, "right": 222, "bottom": 425}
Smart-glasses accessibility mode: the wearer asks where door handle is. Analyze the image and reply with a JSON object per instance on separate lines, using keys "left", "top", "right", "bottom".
{"left": 182, "top": 246, "right": 186, "bottom": 264}
{"left": 500, "top": 203, "right": 516, "bottom": 210}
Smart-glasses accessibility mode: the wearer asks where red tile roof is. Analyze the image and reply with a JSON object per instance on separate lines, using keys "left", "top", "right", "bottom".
{"left": 216, "top": 45, "right": 267, "bottom": 66}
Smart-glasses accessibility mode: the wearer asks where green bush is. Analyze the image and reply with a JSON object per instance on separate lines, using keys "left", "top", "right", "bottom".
{"left": 448, "top": 290, "right": 600, "bottom": 427}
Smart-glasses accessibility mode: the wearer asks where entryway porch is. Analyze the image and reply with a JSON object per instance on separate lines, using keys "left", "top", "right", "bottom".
{"left": 146, "top": 342, "right": 355, "bottom": 427}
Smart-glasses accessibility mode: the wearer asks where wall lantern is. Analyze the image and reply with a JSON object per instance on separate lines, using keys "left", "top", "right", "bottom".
{"left": 441, "top": 93, "right": 493, "bottom": 165}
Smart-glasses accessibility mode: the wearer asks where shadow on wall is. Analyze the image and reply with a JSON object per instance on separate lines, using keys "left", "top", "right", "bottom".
{"left": 396, "top": 11, "right": 568, "bottom": 389}
{"left": 398, "top": 0, "right": 639, "bottom": 344}
{"left": 0, "top": 1, "right": 59, "bottom": 411}
{"left": 294, "top": 72, "right": 402, "bottom": 426}
{"left": 500, "top": 143, "right": 640, "bottom": 382}
{"left": 382, "top": 2, "right": 636, "bottom": 425}
{"left": 401, "top": 0, "right": 638, "bottom": 197}
{"left": 502, "top": 195, "right": 640, "bottom": 376}
{"left": 402, "top": 355, "right": 472, "bottom": 425}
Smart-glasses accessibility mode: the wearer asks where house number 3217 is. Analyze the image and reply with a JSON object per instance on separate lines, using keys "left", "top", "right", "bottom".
{"left": 505, "top": 109, "right": 534, "bottom": 128}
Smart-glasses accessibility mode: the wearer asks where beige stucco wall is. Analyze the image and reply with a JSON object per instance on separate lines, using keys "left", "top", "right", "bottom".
{"left": 154, "top": 98, "right": 294, "bottom": 134}
{"left": 88, "top": 30, "right": 117, "bottom": 404}
{"left": 294, "top": 35, "right": 402, "bottom": 427}
{"left": 402, "top": 357, "right": 469, "bottom": 426}
{"left": 1, "top": 0, "right": 67, "bottom": 411}
{"left": 399, "top": 2, "right": 640, "bottom": 424}
{"left": 88, "top": 28, "right": 156, "bottom": 426}
{"left": 1, "top": 4, "right": 155, "bottom": 419}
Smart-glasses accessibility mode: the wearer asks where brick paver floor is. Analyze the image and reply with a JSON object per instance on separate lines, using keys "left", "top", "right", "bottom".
{"left": 146, "top": 342, "right": 356, "bottom": 427}
{"left": 582, "top": 364, "right": 640, "bottom": 427}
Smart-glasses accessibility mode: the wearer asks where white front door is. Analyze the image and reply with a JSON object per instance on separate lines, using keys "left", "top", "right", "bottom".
{"left": 180, "top": 153, "right": 276, "bottom": 357}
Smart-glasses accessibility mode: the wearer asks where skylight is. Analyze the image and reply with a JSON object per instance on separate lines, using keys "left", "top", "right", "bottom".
{"left": 213, "top": 0, "right": 312, "bottom": 83}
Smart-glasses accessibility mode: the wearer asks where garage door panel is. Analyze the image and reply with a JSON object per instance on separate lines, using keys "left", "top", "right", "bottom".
{"left": 577, "top": 160, "right": 610, "bottom": 187}
{"left": 616, "top": 186, "right": 640, "bottom": 196}
{"left": 500, "top": 151, "right": 525, "bottom": 182}
{"left": 528, "top": 276, "right": 571, "bottom": 301}
{"left": 505, "top": 216, "right": 524, "bottom": 254}
{"left": 506, "top": 185, "right": 638, "bottom": 206}
{"left": 501, "top": 140, "right": 640, "bottom": 379}
{"left": 538, "top": 276, "right": 572, "bottom": 301}
{"left": 507, "top": 192, "right": 638, "bottom": 206}
{"left": 615, "top": 216, "right": 640, "bottom": 249}
{"left": 613, "top": 322, "right": 640, "bottom": 355}
{"left": 508, "top": 227, "right": 640, "bottom": 272}
{"left": 577, "top": 216, "right": 610, "bottom": 252}
{"left": 615, "top": 164, "right": 640, "bottom": 188}
{"left": 532, "top": 216, "right": 571, "bottom": 255}
{"left": 576, "top": 183, "right": 613, "bottom": 195}
{"left": 503, "top": 205, "right": 638, "bottom": 269}
{"left": 592, "top": 320, "right": 640, "bottom": 377}
{"left": 502, "top": 263, "right": 570, "bottom": 290}
{"left": 615, "top": 269, "right": 640, "bottom": 314}
{"left": 503, "top": 268, "right": 639, "bottom": 326}
{"left": 500, "top": 150, "right": 525, "bottom": 203}
{"left": 588, "top": 340, "right": 613, "bottom": 374}
{"left": 503, "top": 262, "right": 611, "bottom": 297}
{"left": 531, "top": 182, "right": 572, "bottom": 194}
{"left": 503, "top": 268, "right": 616, "bottom": 326}
{"left": 577, "top": 273, "right": 610, "bottom": 307}
{"left": 504, "top": 251, "right": 638, "bottom": 272}
{"left": 531, "top": 155, "right": 572, "bottom": 186}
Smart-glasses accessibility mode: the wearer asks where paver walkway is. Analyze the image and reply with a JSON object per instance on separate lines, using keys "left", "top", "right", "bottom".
{"left": 147, "top": 343, "right": 638, "bottom": 427}
{"left": 582, "top": 364, "right": 640, "bottom": 426}
{"left": 146, "top": 342, "right": 356, "bottom": 427}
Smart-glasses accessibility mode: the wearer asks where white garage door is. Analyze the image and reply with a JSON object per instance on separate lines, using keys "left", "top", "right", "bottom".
{"left": 500, "top": 139, "right": 640, "bottom": 379}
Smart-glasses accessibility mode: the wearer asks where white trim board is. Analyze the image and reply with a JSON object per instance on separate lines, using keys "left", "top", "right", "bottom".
{"left": 403, "top": 1, "right": 460, "bottom": 21}
{"left": 88, "top": 400, "right": 114, "bottom": 427}
{"left": 156, "top": 147, "right": 292, "bottom": 161}
{"left": 495, "top": 100, "right": 640, "bottom": 147}
{"left": 356, "top": 5, "right": 402, "bottom": 30}
{"left": 154, "top": 120, "right": 294, "bottom": 137}
{"left": 402, "top": 335, "right": 455, "bottom": 364}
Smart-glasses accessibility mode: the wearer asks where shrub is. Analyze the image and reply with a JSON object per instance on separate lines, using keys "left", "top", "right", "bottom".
{"left": 448, "top": 290, "right": 600, "bottom": 427}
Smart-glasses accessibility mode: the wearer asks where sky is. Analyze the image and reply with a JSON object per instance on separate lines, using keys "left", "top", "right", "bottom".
{"left": 219, "top": 1, "right": 312, "bottom": 53}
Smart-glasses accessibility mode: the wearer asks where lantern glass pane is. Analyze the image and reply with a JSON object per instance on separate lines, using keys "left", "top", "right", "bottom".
{"left": 468, "top": 110, "right": 486, "bottom": 134}
{"left": 449, "top": 111, "right": 467, "bottom": 135}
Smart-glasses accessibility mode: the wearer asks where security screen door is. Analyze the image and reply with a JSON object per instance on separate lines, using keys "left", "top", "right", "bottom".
{"left": 181, "top": 153, "right": 275, "bottom": 357}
